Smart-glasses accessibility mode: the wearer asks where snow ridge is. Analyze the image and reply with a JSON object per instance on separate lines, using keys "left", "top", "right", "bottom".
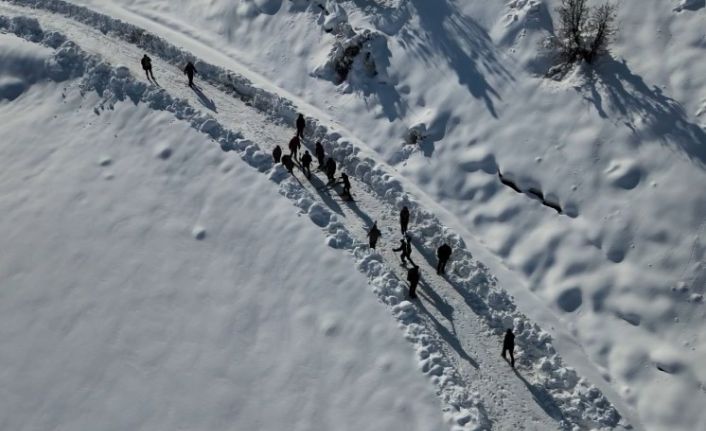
{"left": 0, "top": 6, "right": 624, "bottom": 430}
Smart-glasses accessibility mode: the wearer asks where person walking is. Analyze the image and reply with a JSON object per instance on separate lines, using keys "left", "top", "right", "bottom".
{"left": 393, "top": 235, "right": 414, "bottom": 265}
{"left": 301, "top": 150, "right": 313, "bottom": 179}
{"left": 407, "top": 264, "right": 420, "bottom": 299}
{"left": 281, "top": 154, "right": 294, "bottom": 173}
{"left": 315, "top": 141, "right": 325, "bottom": 169}
{"left": 288, "top": 136, "right": 301, "bottom": 161}
{"left": 325, "top": 157, "right": 337, "bottom": 183}
{"left": 141, "top": 54, "right": 155, "bottom": 81}
{"left": 502, "top": 329, "right": 515, "bottom": 368}
{"left": 184, "top": 61, "right": 197, "bottom": 87}
{"left": 296, "top": 113, "right": 306, "bottom": 139}
{"left": 340, "top": 172, "right": 351, "bottom": 199}
{"left": 436, "top": 243, "right": 452, "bottom": 275}
{"left": 367, "top": 222, "right": 381, "bottom": 249}
{"left": 400, "top": 206, "right": 410, "bottom": 234}
{"left": 272, "top": 145, "right": 282, "bottom": 163}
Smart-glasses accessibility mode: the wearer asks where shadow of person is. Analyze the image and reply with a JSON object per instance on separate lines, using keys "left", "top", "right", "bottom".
{"left": 512, "top": 367, "right": 565, "bottom": 422}
{"left": 308, "top": 172, "right": 345, "bottom": 216}
{"left": 415, "top": 294, "right": 479, "bottom": 369}
{"left": 191, "top": 85, "right": 217, "bottom": 112}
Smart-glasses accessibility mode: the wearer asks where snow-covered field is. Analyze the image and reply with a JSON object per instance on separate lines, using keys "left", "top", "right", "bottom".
{"left": 1, "top": 0, "right": 705, "bottom": 429}
{"left": 0, "top": 33, "right": 449, "bottom": 431}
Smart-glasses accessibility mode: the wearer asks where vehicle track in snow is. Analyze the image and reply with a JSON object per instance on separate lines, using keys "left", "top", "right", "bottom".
{"left": 0, "top": 2, "right": 635, "bottom": 429}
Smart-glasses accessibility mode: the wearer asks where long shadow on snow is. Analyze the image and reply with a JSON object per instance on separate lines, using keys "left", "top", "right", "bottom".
{"left": 342, "top": 193, "right": 375, "bottom": 227}
{"left": 404, "top": 0, "right": 512, "bottom": 118}
{"left": 192, "top": 84, "right": 217, "bottom": 112}
{"left": 304, "top": 170, "right": 346, "bottom": 216}
{"left": 411, "top": 242, "right": 571, "bottom": 425}
{"left": 582, "top": 56, "right": 706, "bottom": 168}
{"left": 416, "top": 284, "right": 479, "bottom": 369}
{"left": 513, "top": 368, "right": 565, "bottom": 422}
{"left": 413, "top": 243, "right": 491, "bottom": 317}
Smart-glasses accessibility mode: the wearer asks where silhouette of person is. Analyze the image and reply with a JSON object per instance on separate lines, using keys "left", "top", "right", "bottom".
{"left": 367, "top": 222, "right": 381, "bottom": 249}
{"left": 301, "top": 150, "right": 313, "bottom": 179}
{"left": 296, "top": 113, "right": 306, "bottom": 139}
{"left": 184, "top": 61, "right": 197, "bottom": 87}
{"left": 340, "top": 172, "right": 351, "bottom": 198}
{"left": 325, "top": 157, "right": 337, "bottom": 183}
{"left": 436, "top": 243, "right": 452, "bottom": 275}
{"left": 400, "top": 206, "right": 410, "bottom": 234}
{"left": 141, "top": 54, "right": 155, "bottom": 81}
{"left": 393, "top": 235, "right": 413, "bottom": 265}
{"left": 281, "top": 154, "right": 294, "bottom": 173}
{"left": 502, "top": 329, "right": 515, "bottom": 368}
{"left": 315, "top": 141, "right": 325, "bottom": 168}
{"left": 288, "top": 136, "right": 301, "bottom": 161}
{"left": 272, "top": 145, "right": 282, "bottom": 163}
{"left": 407, "top": 264, "right": 420, "bottom": 299}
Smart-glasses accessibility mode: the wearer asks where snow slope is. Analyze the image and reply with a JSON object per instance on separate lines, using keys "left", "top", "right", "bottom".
{"left": 1, "top": 0, "right": 704, "bottom": 429}
{"left": 0, "top": 33, "right": 448, "bottom": 431}
{"left": 34, "top": 0, "right": 703, "bottom": 429}
{"left": 0, "top": 4, "right": 634, "bottom": 430}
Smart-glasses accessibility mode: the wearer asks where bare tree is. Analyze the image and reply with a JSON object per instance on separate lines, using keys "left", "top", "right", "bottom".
{"left": 557, "top": 0, "right": 588, "bottom": 63}
{"left": 554, "top": 0, "right": 616, "bottom": 65}
{"left": 586, "top": 3, "right": 617, "bottom": 62}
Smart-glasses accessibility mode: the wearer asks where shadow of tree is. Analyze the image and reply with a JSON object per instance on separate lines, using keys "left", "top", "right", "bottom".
{"left": 581, "top": 56, "right": 706, "bottom": 168}
{"left": 403, "top": 0, "right": 513, "bottom": 118}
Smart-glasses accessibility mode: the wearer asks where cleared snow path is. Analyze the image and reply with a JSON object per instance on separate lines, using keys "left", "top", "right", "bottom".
{"left": 0, "top": 2, "right": 632, "bottom": 430}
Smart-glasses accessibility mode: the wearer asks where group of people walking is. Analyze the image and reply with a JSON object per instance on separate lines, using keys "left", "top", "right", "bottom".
{"left": 272, "top": 114, "right": 353, "bottom": 199}
{"left": 139, "top": 53, "right": 517, "bottom": 369}
{"left": 366, "top": 207, "right": 453, "bottom": 300}
{"left": 140, "top": 53, "right": 198, "bottom": 88}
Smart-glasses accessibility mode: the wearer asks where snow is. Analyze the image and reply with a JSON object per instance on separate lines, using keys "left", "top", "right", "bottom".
{"left": 0, "top": 33, "right": 447, "bottom": 431}
{"left": 1, "top": 0, "right": 705, "bottom": 429}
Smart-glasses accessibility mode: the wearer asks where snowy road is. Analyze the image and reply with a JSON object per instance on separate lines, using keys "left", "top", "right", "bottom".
{"left": 0, "top": 1, "right": 636, "bottom": 429}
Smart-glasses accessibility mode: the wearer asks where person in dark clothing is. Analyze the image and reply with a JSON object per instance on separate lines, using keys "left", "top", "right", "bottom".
{"left": 325, "top": 157, "right": 337, "bottom": 183}
{"left": 315, "top": 141, "right": 325, "bottom": 169}
{"left": 436, "top": 243, "right": 452, "bottom": 275}
{"left": 272, "top": 145, "right": 282, "bottom": 163}
{"left": 281, "top": 154, "right": 294, "bottom": 173}
{"left": 301, "top": 150, "right": 313, "bottom": 179}
{"left": 407, "top": 264, "right": 420, "bottom": 299}
{"left": 288, "top": 136, "right": 301, "bottom": 161}
{"left": 340, "top": 172, "right": 351, "bottom": 198}
{"left": 502, "top": 329, "right": 515, "bottom": 368}
{"left": 367, "top": 222, "right": 381, "bottom": 249}
{"left": 184, "top": 61, "right": 197, "bottom": 87}
{"left": 141, "top": 54, "right": 155, "bottom": 81}
{"left": 296, "top": 113, "right": 306, "bottom": 139}
{"left": 393, "top": 235, "right": 413, "bottom": 265}
{"left": 400, "top": 206, "right": 410, "bottom": 234}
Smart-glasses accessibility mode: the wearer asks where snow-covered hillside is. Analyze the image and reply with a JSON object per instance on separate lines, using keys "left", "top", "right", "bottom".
{"left": 1, "top": 0, "right": 704, "bottom": 430}
{"left": 0, "top": 32, "right": 450, "bottom": 430}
